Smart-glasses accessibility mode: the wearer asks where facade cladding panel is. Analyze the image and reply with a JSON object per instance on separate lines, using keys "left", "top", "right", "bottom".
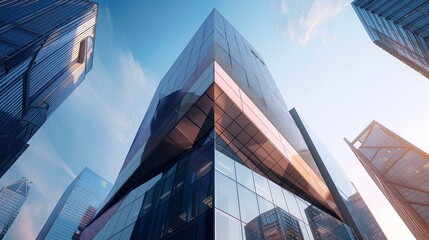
{"left": 36, "top": 168, "right": 112, "bottom": 240}
{"left": 0, "top": 178, "right": 31, "bottom": 239}
{"left": 346, "top": 121, "right": 429, "bottom": 240}
{"left": 81, "top": 10, "right": 363, "bottom": 240}
{"left": 0, "top": 0, "right": 98, "bottom": 177}
{"left": 352, "top": 0, "right": 429, "bottom": 79}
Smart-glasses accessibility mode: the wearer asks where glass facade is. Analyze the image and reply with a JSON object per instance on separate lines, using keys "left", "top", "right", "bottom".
{"left": 0, "top": 178, "right": 30, "bottom": 239}
{"left": 81, "top": 9, "right": 372, "bottom": 240}
{"left": 36, "top": 168, "right": 112, "bottom": 240}
{"left": 0, "top": 0, "right": 98, "bottom": 177}
{"left": 352, "top": 0, "right": 429, "bottom": 79}
{"left": 346, "top": 121, "right": 429, "bottom": 239}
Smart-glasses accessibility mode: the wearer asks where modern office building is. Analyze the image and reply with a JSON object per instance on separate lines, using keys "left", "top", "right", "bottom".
{"left": 352, "top": 0, "right": 429, "bottom": 79}
{"left": 80, "top": 10, "right": 378, "bottom": 240}
{"left": 0, "top": 0, "right": 98, "bottom": 177}
{"left": 346, "top": 120, "right": 429, "bottom": 240}
{"left": 291, "top": 109, "right": 386, "bottom": 240}
{"left": 37, "top": 168, "right": 112, "bottom": 240}
{"left": 0, "top": 177, "right": 31, "bottom": 239}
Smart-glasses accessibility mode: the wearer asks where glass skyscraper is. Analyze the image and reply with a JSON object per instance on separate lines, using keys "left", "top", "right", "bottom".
{"left": 0, "top": 0, "right": 98, "bottom": 177}
{"left": 346, "top": 121, "right": 429, "bottom": 240}
{"left": 80, "top": 10, "right": 381, "bottom": 240}
{"left": 37, "top": 168, "right": 112, "bottom": 240}
{"left": 352, "top": 0, "right": 429, "bottom": 79}
{"left": 0, "top": 177, "right": 31, "bottom": 239}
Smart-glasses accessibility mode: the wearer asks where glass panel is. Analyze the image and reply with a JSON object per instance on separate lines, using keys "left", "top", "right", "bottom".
{"left": 215, "top": 210, "right": 242, "bottom": 240}
{"left": 215, "top": 150, "right": 236, "bottom": 180}
{"left": 268, "top": 180, "right": 288, "bottom": 211}
{"left": 114, "top": 203, "right": 132, "bottom": 234}
{"left": 237, "top": 185, "right": 259, "bottom": 223}
{"left": 125, "top": 196, "right": 144, "bottom": 227}
{"left": 119, "top": 223, "right": 135, "bottom": 240}
{"left": 252, "top": 172, "right": 272, "bottom": 201}
{"left": 296, "top": 199, "right": 310, "bottom": 224}
{"left": 215, "top": 170, "right": 240, "bottom": 219}
{"left": 235, "top": 162, "right": 255, "bottom": 192}
{"left": 282, "top": 189, "right": 302, "bottom": 220}
{"left": 165, "top": 188, "right": 191, "bottom": 233}
{"left": 257, "top": 195, "right": 274, "bottom": 214}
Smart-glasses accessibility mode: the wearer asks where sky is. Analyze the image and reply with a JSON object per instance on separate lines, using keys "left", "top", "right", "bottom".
{"left": 1, "top": 0, "right": 428, "bottom": 239}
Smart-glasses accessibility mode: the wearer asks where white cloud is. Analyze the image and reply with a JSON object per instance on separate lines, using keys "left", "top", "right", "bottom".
{"left": 278, "top": 0, "right": 349, "bottom": 46}
{"left": 280, "top": 0, "right": 288, "bottom": 14}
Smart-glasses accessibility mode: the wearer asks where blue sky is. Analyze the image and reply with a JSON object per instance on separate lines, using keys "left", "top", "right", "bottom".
{"left": 1, "top": 0, "right": 428, "bottom": 239}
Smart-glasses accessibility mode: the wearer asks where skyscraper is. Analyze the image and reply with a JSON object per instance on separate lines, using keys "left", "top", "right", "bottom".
{"left": 80, "top": 10, "right": 369, "bottom": 240}
{"left": 0, "top": 0, "right": 98, "bottom": 177}
{"left": 345, "top": 120, "right": 429, "bottom": 240}
{"left": 0, "top": 177, "right": 31, "bottom": 239}
{"left": 37, "top": 168, "right": 112, "bottom": 240}
{"left": 352, "top": 0, "right": 429, "bottom": 79}
{"left": 290, "top": 109, "right": 386, "bottom": 240}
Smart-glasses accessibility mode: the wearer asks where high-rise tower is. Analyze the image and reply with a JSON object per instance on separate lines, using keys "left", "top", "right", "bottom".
{"left": 352, "top": 0, "right": 429, "bottom": 79}
{"left": 37, "top": 168, "right": 112, "bottom": 240}
{"left": 0, "top": 0, "right": 98, "bottom": 177}
{"left": 0, "top": 178, "right": 31, "bottom": 239}
{"left": 346, "top": 121, "right": 429, "bottom": 240}
{"left": 81, "top": 10, "right": 381, "bottom": 240}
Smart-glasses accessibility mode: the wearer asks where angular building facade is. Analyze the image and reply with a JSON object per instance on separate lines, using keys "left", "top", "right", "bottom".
{"left": 346, "top": 121, "right": 429, "bottom": 240}
{"left": 0, "top": 177, "right": 31, "bottom": 239}
{"left": 37, "top": 168, "right": 112, "bottom": 240}
{"left": 352, "top": 0, "right": 429, "bottom": 79}
{"left": 0, "top": 0, "right": 98, "bottom": 177}
{"left": 80, "top": 10, "right": 376, "bottom": 240}
{"left": 290, "top": 109, "right": 386, "bottom": 240}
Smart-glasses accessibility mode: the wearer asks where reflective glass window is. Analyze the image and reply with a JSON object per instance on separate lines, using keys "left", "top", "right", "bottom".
{"left": 215, "top": 210, "right": 242, "bottom": 240}
{"left": 114, "top": 203, "right": 132, "bottom": 234}
{"left": 257, "top": 195, "right": 274, "bottom": 214}
{"left": 268, "top": 180, "right": 288, "bottom": 211}
{"left": 215, "top": 150, "right": 236, "bottom": 180}
{"left": 215, "top": 170, "right": 240, "bottom": 218}
{"left": 235, "top": 162, "right": 255, "bottom": 191}
{"left": 119, "top": 223, "right": 135, "bottom": 240}
{"left": 282, "top": 189, "right": 302, "bottom": 220}
{"left": 237, "top": 185, "right": 259, "bottom": 223}
{"left": 165, "top": 188, "right": 191, "bottom": 232}
{"left": 125, "top": 196, "right": 144, "bottom": 227}
{"left": 299, "top": 221, "right": 312, "bottom": 240}
{"left": 296, "top": 199, "right": 310, "bottom": 224}
{"left": 252, "top": 172, "right": 272, "bottom": 201}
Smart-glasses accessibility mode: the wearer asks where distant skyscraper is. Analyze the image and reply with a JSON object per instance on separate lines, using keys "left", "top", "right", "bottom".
{"left": 346, "top": 121, "right": 429, "bottom": 240}
{"left": 345, "top": 191, "right": 387, "bottom": 240}
{"left": 37, "top": 168, "right": 112, "bottom": 240}
{"left": 291, "top": 109, "right": 386, "bottom": 240}
{"left": 352, "top": 0, "right": 429, "bottom": 79}
{"left": 80, "top": 10, "right": 375, "bottom": 240}
{"left": 305, "top": 205, "right": 355, "bottom": 240}
{"left": 0, "top": 178, "right": 31, "bottom": 239}
{"left": 0, "top": 0, "right": 98, "bottom": 177}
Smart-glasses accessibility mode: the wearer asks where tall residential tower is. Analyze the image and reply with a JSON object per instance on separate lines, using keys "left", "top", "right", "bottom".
{"left": 81, "top": 10, "right": 382, "bottom": 240}
{"left": 352, "top": 0, "right": 429, "bottom": 79}
{"left": 0, "top": 0, "right": 98, "bottom": 177}
{"left": 346, "top": 121, "right": 429, "bottom": 240}
{"left": 0, "top": 178, "right": 31, "bottom": 239}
